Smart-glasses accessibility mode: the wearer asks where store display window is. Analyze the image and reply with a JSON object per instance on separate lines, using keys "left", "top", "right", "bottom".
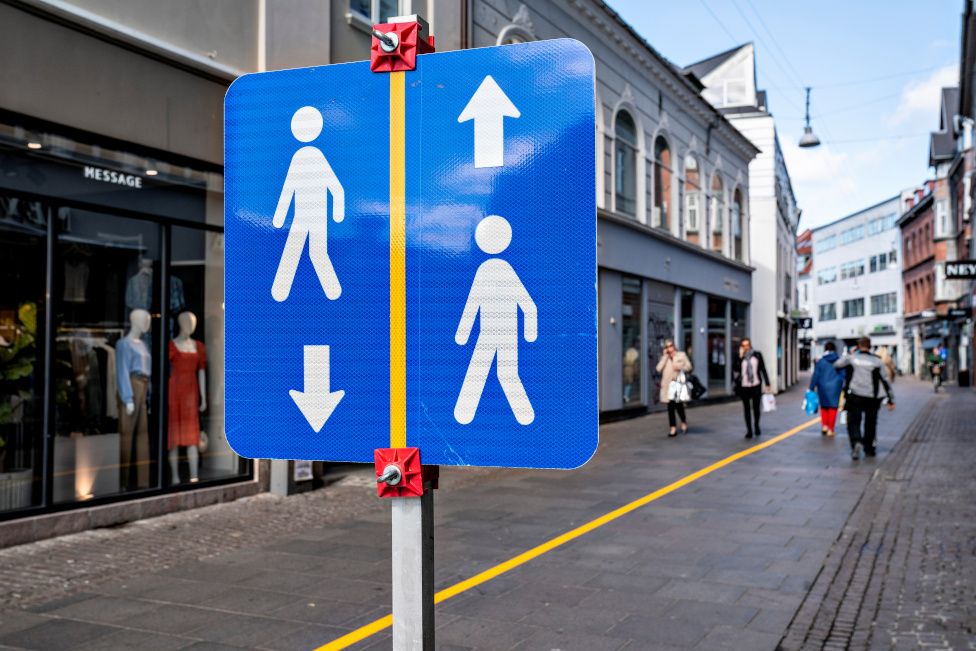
{"left": 0, "top": 116, "right": 250, "bottom": 518}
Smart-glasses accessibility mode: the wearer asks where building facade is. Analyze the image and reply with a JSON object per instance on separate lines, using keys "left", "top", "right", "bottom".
{"left": 811, "top": 197, "right": 903, "bottom": 361}
{"left": 958, "top": 0, "right": 976, "bottom": 387}
{"left": 0, "top": 0, "right": 757, "bottom": 541}
{"left": 899, "top": 185, "right": 940, "bottom": 378}
{"left": 686, "top": 43, "right": 801, "bottom": 392}
{"left": 467, "top": 1, "right": 758, "bottom": 415}
{"left": 795, "top": 229, "right": 814, "bottom": 370}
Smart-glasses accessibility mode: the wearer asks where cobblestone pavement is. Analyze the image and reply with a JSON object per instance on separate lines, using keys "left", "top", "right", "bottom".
{"left": 0, "top": 378, "right": 949, "bottom": 650}
{"left": 779, "top": 386, "right": 976, "bottom": 651}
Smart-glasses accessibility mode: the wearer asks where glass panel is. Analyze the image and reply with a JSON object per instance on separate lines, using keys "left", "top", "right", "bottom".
{"left": 647, "top": 296, "right": 674, "bottom": 407}
{"left": 730, "top": 302, "right": 747, "bottom": 360}
{"left": 54, "top": 209, "right": 161, "bottom": 502}
{"left": 349, "top": 0, "right": 370, "bottom": 17}
{"left": 615, "top": 142, "right": 636, "bottom": 217}
{"left": 169, "top": 227, "right": 245, "bottom": 483}
{"left": 378, "top": 0, "right": 399, "bottom": 21}
{"left": 707, "top": 297, "right": 726, "bottom": 388}
{"left": 681, "top": 291, "right": 694, "bottom": 361}
{"left": 710, "top": 175, "right": 724, "bottom": 254}
{"left": 621, "top": 277, "right": 642, "bottom": 406}
{"left": 653, "top": 137, "right": 671, "bottom": 230}
{"left": 0, "top": 194, "right": 47, "bottom": 513}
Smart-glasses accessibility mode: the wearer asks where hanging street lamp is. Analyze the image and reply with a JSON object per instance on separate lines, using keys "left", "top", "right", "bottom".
{"left": 798, "top": 86, "right": 821, "bottom": 148}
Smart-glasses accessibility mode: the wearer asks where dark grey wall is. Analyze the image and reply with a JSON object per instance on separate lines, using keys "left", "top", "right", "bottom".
{"left": 598, "top": 217, "right": 753, "bottom": 303}
{"left": 60, "top": 0, "right": 258, "bottom": 71}
{"left": 0, "top": 4, "right": 227, "bottom": 164}
{"left": 266, "top": 0, "right": 332, "bottom": 70}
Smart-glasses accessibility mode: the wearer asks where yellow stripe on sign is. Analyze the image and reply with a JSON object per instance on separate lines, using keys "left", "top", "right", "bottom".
{"left": 389, "top": 71, "right": 406, "bottom": 449}
{"left": 314, "top": 416, "right": 821, "bottom": 651}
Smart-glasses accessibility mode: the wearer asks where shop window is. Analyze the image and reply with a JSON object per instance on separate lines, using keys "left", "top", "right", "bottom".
{"left": 614, "top": 111, "right": 638, "bottom": 218}
{"left": 54, "top": 210, "right": 162, "bottom": 502}
{"left": 0, "top": 195, "right": 47, "bottom": 513}
{"left": 707, "top": 297, "right": 726, "bottom": 388}
{"left": 730, "top": 302, "right": 747, "bottom": 361}
{"left": 710, "top": 174, "right": 724, "bottom": 254}
{"left": 684, "top": 155, "right": 701, "bottom": 244}
{"left": 681, "top": 290, "right": 695, "bottom": 362}
{"left": 621, "top": 276, "right": 642, "bottom": 406}
{"left": 646, "top": 290, "right": 675, "bottom": 407}
{"left": 652, "top": 136, "right": 671, "bottom": 230}
{"left": 170, "top": 227, "right": 245, "bottom": 484}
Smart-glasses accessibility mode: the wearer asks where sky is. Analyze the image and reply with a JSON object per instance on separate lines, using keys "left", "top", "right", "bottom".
{"left": 606, "top": 0, "right": 963, "bottom": 231}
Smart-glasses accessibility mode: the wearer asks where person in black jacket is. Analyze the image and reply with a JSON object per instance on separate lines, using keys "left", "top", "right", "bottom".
{"left": 734, "top": 338, "right": 771, "bottom": 439}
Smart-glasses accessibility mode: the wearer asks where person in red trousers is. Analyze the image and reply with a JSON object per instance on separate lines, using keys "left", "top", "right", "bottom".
{"left": 809, "top": 342, "right": 845, "bottom": 436}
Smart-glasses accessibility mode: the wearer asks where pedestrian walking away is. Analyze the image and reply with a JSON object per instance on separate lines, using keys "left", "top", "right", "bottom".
{"left": 733, "top": 337, "right": 771, "bottom": 439}
{"left": 655, "top": 338, "right": 692, "bottom": 437}
{"left": 927, "top": 348, "right": 945, "bottom": 393}
{"left": 809, "top": 341, "right": 845, "bottom": 437}
{"left": 833, "top": 336, "right": 895, "bottom": 460}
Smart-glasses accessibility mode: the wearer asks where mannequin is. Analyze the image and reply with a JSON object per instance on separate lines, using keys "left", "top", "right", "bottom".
{"left": 115, "top": 309, "right": 151, "bottom": 490}
{"left": 168, "top": 311, "right": 207, "bottom": 484}
{"left": 125, "top": 258, "right": 153, "bottom": 311}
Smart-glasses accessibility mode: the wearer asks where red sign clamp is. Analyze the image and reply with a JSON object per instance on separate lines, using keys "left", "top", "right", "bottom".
{"left": 374, "top": 447, "right": 439, "bottom": 498}
{"left": 370, "top": 14, "right": 435, "bottom": 72}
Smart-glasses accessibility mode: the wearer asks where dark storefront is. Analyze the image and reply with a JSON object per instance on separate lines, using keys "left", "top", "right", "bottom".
{"left": 0, "top": 116, "right": 250, "bottom": 518}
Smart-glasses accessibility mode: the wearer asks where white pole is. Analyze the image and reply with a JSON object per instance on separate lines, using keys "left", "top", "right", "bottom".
{"left": 391, "top": 491, "right": 434, "bottom": 650}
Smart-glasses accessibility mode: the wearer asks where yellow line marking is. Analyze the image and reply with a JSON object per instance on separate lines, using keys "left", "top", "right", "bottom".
{"left": 314, "top": 416, "right": 821, "bottom": 650}
{"left": 389, "top": 70, "right": 406, "bottom": 449}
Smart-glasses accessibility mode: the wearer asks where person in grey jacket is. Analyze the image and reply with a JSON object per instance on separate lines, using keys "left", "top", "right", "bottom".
{"left": 833, "top": 336, "right": 895, "bottom": 460}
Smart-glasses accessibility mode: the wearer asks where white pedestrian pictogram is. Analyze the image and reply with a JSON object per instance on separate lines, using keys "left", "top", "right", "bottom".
{"left": 271, "top": 106, "right": 345, "bottom": 302}
{"left": 454, "top": 215, "right": 537, "bottom": 425}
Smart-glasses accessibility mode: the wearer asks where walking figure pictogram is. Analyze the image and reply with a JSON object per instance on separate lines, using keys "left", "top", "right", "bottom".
{"left": 271, "top": 106, "right": 345, "bottom": 302}
{"left": 454, "top": 215, "right": 537, "bottom": 425}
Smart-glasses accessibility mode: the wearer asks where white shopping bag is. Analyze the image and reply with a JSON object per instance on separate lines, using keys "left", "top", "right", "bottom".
{"left": 761, "top": 393, "right": 777, "bottom": 413}
{"left": 839, "top": 410, "right": 848, "bottom": 425}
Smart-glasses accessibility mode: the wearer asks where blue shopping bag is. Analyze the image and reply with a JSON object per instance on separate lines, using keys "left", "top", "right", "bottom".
{"left": 803, "top": 390, "right": 819, "bottom": 415}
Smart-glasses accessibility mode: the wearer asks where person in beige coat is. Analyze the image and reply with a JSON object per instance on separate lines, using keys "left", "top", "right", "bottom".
{"left": 655, "top": 339, "right": 693, "bottom": 437}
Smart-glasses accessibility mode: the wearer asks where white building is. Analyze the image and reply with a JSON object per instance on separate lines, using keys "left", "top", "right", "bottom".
{"left": 686, "top": 43, "right": 801, "bottom": 391}
{"left": 809, "top": 197, "right": 903, "bottom": 360}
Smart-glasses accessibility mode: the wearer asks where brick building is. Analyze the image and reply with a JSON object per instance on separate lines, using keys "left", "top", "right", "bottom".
{"left": 900, "top": 184, "right": 940, "bottom": 377}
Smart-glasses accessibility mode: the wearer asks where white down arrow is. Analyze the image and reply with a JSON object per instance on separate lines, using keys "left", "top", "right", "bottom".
{"left": 289, "top": 345, "right": 344, "bottom": 433}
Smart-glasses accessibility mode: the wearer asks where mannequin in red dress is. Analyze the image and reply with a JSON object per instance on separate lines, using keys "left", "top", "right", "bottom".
{"left": 168, "top": 311, "right": 207, "bottom": 484}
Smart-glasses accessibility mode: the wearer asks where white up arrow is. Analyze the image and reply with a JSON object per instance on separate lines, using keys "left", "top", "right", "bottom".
{"left": 289, "top": 345, "right": 345, "bottom": 433}
{"left": 457, "top": 75, "right": 521, "bottom": 168}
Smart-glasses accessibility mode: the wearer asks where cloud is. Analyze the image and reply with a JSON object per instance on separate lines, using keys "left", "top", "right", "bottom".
{"left": 782, "top": 140, "right": 853, "bottom": 188}
{"left": 886, "top": 64, "right": 957, "bottom": 127}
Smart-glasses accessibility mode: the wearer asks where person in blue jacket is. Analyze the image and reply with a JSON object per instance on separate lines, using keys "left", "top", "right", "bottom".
{"left": 809, "top": 342, "right": 845, "bottom": 436}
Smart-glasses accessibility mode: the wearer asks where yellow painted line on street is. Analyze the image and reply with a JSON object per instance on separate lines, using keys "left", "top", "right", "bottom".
{"left": 314, "top": 416, "right": 821, "bottom": 650}
{"left": 389, "top": 70, "right": 406, "bottom": 449}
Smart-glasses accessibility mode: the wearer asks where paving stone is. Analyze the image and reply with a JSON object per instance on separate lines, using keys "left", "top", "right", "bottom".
{"left": 74, "top": 628, "right": 194, "bottom": 650}
{"left": 607, "top": 613, "right": 708, "bottom": 646}
{"left": 0, "top": 619, "right": 120, "bottom": 651}
{"left": 0, "top": 379, "right": 942, "bottom": 651}
{"left": 511, "top": 628, "right": 631, "bottom": 650}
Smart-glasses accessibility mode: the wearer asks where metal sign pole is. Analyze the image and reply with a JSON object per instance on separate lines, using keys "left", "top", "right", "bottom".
{"left": 391, "top": 489, "right": 434, "bottom": 650}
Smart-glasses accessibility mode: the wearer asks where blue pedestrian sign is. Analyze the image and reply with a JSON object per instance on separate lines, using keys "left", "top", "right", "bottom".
{"left": 225, "top": 39, "right": 597, "bottom": 468}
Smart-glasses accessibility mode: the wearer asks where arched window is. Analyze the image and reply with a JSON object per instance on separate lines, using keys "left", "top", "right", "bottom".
{"left": 710, "top": 173, "right": 725, "bottom": 254}
{"left": 684, "top": 155, "right": 701, "bottom": 245}
{"left": 652, "top": 136, "right": 671, "bottom": 229}
{"left": 614, "top": 111, "right": 638, "bottom": 218}
{"left": 732, "top": 188, "right": 744, "bottom": 261}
